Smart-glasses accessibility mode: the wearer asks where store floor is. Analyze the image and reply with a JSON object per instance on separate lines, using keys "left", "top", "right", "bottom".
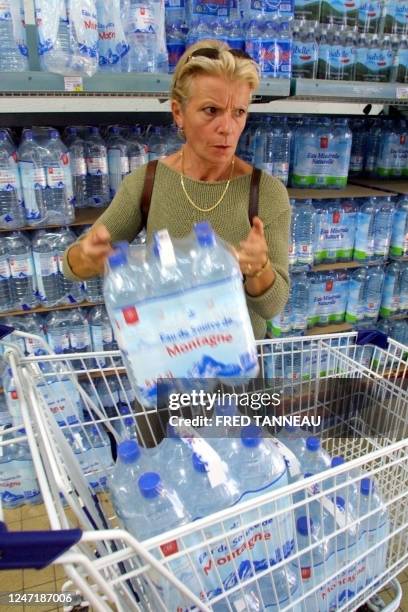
{"left": 2, "top": 501, "right": 408, "bottom": 611}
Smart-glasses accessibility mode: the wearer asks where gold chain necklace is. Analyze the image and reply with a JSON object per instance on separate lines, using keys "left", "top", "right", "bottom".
{"left": 180, "top": 148, "right": 235, "bottom": 213}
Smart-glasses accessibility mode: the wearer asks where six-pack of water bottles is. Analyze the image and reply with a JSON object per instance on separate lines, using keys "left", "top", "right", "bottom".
{"left": 104, "top": 223, "right": 259, "bottom": 407}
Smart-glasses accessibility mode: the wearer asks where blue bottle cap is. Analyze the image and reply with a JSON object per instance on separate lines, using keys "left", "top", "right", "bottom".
{"left": 306, "top": 436, "right": 320, "bottom": 452}
{"left": 139, "top": 472, "right": 161, "bottom": 498}
{"left": 111, "top": 126, "right": 120, "bottom": 134}
{"left": 334, "top": 496, "right": 345, "bottom": 510}
{"left": 304, "top": 472, "right": 314, "bottom": 478}
{"left": 25, "top": 130, "right": 33, "bottom": 139}
{"left": 124, "top": 417, "right": 134, "bottom": 427}
{"left": 67, "top": 126, "right": 77, "bottom": 134}
{"left": 49, "top": 129, "right": 59, "bottom": 139}
{"left": 360, "top": 477, "right": 374, "bottom": 496}
{"left": 331, "top": 456, "right": 345, "bottom": 468}
{"left": 192, "top": 453, "right": 209, "bottom": 473}
{"left": 89, "top": 126, "right": 99, "bottom": 134}
{"left": 17, "top": 428, "right": 26, "bottom": 435}
{"left": 0, "top": 132, "right": 7, "bottom": 141}
{"left": 108, "top": 250, "right": 127, "bottom": 269}
{"left": 241, "top": 424, "right": 261, "bottom": 448}
{"left": 194, "top": 221, "right": 216, "bottom": 247}
{"left": 112, "top": 241, "right": 129, "bottom": 254}
{"left": 296, "top": 516, "right": 314, "bottom": 536}
{"left": 118, "top": 440, "right": 140, "bottom": 464}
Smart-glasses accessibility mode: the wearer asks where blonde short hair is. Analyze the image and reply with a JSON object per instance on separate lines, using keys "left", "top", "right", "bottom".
{"left": 170, "top": 39, "right": 260, "bottom": 105}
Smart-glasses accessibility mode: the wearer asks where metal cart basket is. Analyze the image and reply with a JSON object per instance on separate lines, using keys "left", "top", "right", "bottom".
{"left": 0, "top": 329, "right": 407, "bottom": 611}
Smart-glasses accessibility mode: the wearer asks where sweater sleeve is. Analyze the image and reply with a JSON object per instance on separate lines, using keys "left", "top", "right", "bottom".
{"left": 245, "top": 174, "right": 290, "bottom": 321}
{"left": 62, "top": 166, "right": 148, "bottom": 281}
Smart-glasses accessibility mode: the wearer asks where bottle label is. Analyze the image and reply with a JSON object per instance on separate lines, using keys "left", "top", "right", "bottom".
{"left": 127, "top": 4, "right": 157, "bottom": 32}
{"left": 0, "top": 1, "right": 11, "bottom": 21}
{"left": 358, "top": 0, "right": 382, "bottom": 31}
{"left": 68, "top": 0, "right": 98, "bottom": 59}
{"left": 47, "top": 330, "right": 70, "bottom": 355}
{"left": 46, "top": 165, "right": 65, "bottom": 188}
{"left": 191, "top": 0, "right": 230, "bottom": 18}
{"left": 358, "top": 46, "right": 394, "bottom": 82}
{"left": 249, "top": 0, "right": 279, "bottom": 12}
{"left": 87, "top": 156, "right": 108, "bottom": 175}
{"left": 72, "top": 158, "right": 87, "bottom": 176}
{"left": 318, "top": 44, "right": 355, "bottom": 79}
{"left": 345, "top": 278, "right": 365, "bottom": 322}
{"left": 129, "top": 154, "right": 148, "bottom": 172}
{"left": 70, "top": 328, "right": 91, "bottom": 351}
{"left": 294, "top": 0, "right": 320, "bottom": 20}
{"left": 397, "top": 48, "right": 408, "bottom": 82}
{"left": 110, "top": 275, "right": 259, "bottom": 408}
{"left": 96, "top": 0, "right": 128, "bottom": 66}
{"left": 0, "top": 256, "right": 11, "bottom": 280}
{"left": 292, "top": 134, "right": 351, "bottom": 188}
{"left": 320, "top": 0, "right": 359, "bottom": 25}
{"left": 308, "top": 277, "right": 348, "bottom": 326}
{"left": 0, "top": 167, "right": 18, "bottom": 192}
{"left": 275, "top": 40, "right": 292, "bottom": 78}
{"left": 167, "top": 41, "right": 186, "bottom": 72}
{"left": 9, "top": 253, "right": 33, "bottom": 279}
{"left": 390, "top": 209, "right": 408, "bottom": 256}
{"left": 380, "top": 274, "right": 400, "bottom": 316}
{"left": 19, "top": 161, "right": 46, "bottom": 220}
{"left": 32, "top": 250, "right": 59, "bottom": 303}
{"left": 292, "top": 41, "right": 318, "bottom": 78}
{"left": 297, "top": 243, "right": 313, "bottom": 264}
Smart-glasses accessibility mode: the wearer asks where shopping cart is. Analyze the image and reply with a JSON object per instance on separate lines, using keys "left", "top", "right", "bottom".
{"left": 0, "top": 328, "right": 407, "bottom": 611}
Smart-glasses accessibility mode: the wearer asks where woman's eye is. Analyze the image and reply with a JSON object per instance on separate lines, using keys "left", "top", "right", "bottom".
{"left": 235, "top": 109, "right": 246, "bottom": 117}
{"left": 203, "top": 107, "right": 217, "bottom": 115}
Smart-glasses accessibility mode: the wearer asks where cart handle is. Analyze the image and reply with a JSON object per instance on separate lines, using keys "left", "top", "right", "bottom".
{"left": 357, "top": 329, "right": 388, "bottom": 349}
{"left": 0, "top": 522, "right": 82, "bottom": 569}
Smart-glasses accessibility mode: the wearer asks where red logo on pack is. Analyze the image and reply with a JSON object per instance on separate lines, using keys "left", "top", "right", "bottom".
{"left": 160, "top": 540, "right": 179, "bottom": 557}
{"left": 401, "top": 135, "right": 406, "bottom": 145}
{"left": 332, "top": 211, "right": 340, "bottom": 224}
{"left": 320, "top": 137, "right": 328, "bottom": 149}
{"left": 122, "top": 306, "right": 139, "bottom": 324}
{"left": 301, "top": 567, "right": 312, "bottom": 579}
{"left": 11, "top": 390, "right": 18, "bottom": 400}
{"left": 325, "top": 280, "right": 333, "bottom": 292}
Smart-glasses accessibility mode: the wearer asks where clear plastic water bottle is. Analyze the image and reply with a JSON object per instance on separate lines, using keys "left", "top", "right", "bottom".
{"left": 0, "top": 131, "right": 23, "bottom": 229}
{"left": 346, "top": 267, "right": 367, "bottom": 324}
{"left": 147, "top": 126, "right": 167, "bottom": 161}
{"left": 18, "top": 130, "right": 47, "bottom": 226}
{"left": 43, "top": 129, "right": 75, "bottom": 225}
{"left": 166, "top": 21, "right": 186, "bottom": 73}
{"left": 123, "top": 0, "right": 167, "bottom": 73}
{"left": 14, "top": 428, "right": 42, "bottom": 505}
{"left": 293, "top": 198, "right": 315, "bottom": 266}
{"left": 349, "top": 118, "right": 366, "bottom": 175}
{"left": 107, "top": 126, "right": 130, "bottom": 197}
{"left": 357, "top": 477, "right": 390, "bottom": 586}
{"left": 390, "top": 195, "right": 408, "bottom": 258}
{"left": 67, "top": 127, "right": 88, "bottom": 208}
{"left": 0, "top": 428, "right": 25, "bottom": 508}
{"left": 373, "top": 196, "right": 395, "bottom": 260}
{"left": 88, "top": 304, "right": 116, "bottom": 366}
{"left": 69, "top": 309, "right": 92, "bottom": 366}
{"left": 127, "top": 126, "right": 149, "bottom": 171}
{"left": 45, "top": 310, "right": 71, "bottom": 354}
{"left": 298, "top": 436, "right": 331, "bottom": 476}
{"left": 291, "top": 271, "right": 310, "bottom": 334}
{"left": 64, "top": 423, "right": 104, "bottom": 493}
{"left": 6, "top": 231, "right": 37, "bottom": 310}
{"left": 36, "top": 0, "right": 71, "bottom": 74}
{"left": 54, "top": 227, "right": 83, "bottom": 304}
{"left": 363, "top": 264, "right": 385, "bottom": 322}
{"left": 85, "top": 127, "right": 110, "bottom": 207}
{"left": 380, "top": 261, "right": 401, "bottom": 318}
{"left": 109, "top": 439, "right": 147, "bottom": 520}
{"left": 399, "top": 263, "right": 408, "bottom": 314}
{"left": 0, "top": 237, "right": 13, "bottom": 312}
{"left": 354, "top": 197, "right": 376, "bottom": 263}
{"left": 84, "top": 422, "right": 113, "bottom": 490}
{"left": 21, "top": 313, "right": 47, "bottom": 356}
{"left": 31, "top": 229, "right": 61, "bottom": 307}
{"left": 96, "top": 0, "right": 129, "bottom": 72}
{"left": 84, "top": 275, "right": 104, "bottom": 302}
{"left": 227, "top": 19, "right": 244, "bottom": 50}
{"left": 0, "top": 0, "right": 28, "bottom": 72}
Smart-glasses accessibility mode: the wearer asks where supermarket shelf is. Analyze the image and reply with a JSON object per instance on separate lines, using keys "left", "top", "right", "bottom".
{"left": 0, "top": 300, "right": 103, "bottom": 318}
{"left": 291, "top": 78, "right": 408, "bottom": 105}
{"left": 349, "top": 179, "right": 408, "bottom": 196}
{"left": 311, "top": 261, "right": 381, "bottom": 272}
{"left": 381, "top": 313, "right": 408, "bottom": 321}
{"left": 287, "top": 184, "right": 396, "bottom": 200}
{"left": 307, "top": 322, "right": 353, "bottom": 336}
{"left": 0, "top": 71, "right": 290, "bottom": 99}
{"left": 0, "top": 207, "right": 107, "bottom": 233}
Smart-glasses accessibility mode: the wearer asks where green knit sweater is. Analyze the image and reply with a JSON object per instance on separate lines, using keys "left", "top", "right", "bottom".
{"left": 63, "top": 162, "right": 290, "bottom": 339}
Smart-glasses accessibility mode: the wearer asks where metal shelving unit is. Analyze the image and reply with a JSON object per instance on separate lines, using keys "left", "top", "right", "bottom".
{"left": 0, "top": 207, "right": 107, "bottom": 233}
{"left": 291, "top": 78, "right": 408, "bottom": 106}
{"left": 0, "top": 300, "right": 103, "bottom": 318}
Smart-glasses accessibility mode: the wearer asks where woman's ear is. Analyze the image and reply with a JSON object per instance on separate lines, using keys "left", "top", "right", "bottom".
{"left": 171, "top": 99, "right": 183, "bottom": 129}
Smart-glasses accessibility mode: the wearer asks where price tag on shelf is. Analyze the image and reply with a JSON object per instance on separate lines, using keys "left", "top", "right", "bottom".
{"left": 396, "top": 87, "right": 408, "bottom": 100}
{"left": 64, "top": 77, "right": 84, "bottom": 92}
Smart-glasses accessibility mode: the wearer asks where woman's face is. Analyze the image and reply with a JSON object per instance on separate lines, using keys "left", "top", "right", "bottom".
{"left": 173, "top": 74, "right": 251, "bottom": 166}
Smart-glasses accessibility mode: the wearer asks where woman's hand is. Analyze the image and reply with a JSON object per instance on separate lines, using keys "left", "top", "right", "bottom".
{"left": 235, "top": 217, "right": 275, "bottom": 296}
{"left": 68, "top": 224, "right": 113, "bottom": 279}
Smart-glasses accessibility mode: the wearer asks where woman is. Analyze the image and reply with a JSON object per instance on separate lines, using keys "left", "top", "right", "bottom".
{"left": 63, "top": 39, "right": 290, "bottom": 340}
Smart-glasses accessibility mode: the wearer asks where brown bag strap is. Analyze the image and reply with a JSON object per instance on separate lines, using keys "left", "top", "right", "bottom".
{"left": 248, "top": 167, "right": 261, "bottom": 225}
{"left": 140, "top": 159, "right": 158, "bottom": 230}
